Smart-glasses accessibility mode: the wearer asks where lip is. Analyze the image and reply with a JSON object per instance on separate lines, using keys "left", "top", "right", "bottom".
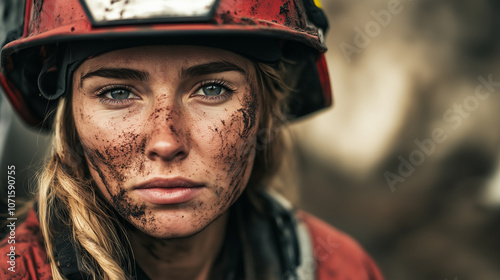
{"left": 133, "top": 177, "right": 205, "bottom": 205}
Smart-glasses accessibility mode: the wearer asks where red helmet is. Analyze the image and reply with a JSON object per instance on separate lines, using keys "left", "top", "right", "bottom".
{"left": 0, "top": 0, "right": 332, "bottom": 128}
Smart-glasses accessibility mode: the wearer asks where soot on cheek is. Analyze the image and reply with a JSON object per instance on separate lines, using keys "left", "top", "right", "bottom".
{"left": 112, "top": 189, "right": 147, "bottom": 219}
{"left": 84, "top": 132, "right": 151, "bottom": 223}
{"left": 213, "top": 91, "right": 259, "bottom": 211}
{"left": 88, "top": 132, "right": 148, "bottom": 182}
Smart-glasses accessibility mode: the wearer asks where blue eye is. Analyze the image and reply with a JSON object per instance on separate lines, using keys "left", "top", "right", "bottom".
{"left": 194, "top": 80, "right": 235, "bottom": 100}
{"left": 95, "top": 86, "right": 140, "bottom": 105}
{"left": 191, "top": 80, "right": 235, "bottom": 103}
{"left": 202, "top": 85, "right": 223, "bottom": 96}
{"left": 106, "top": 89, "right": 133, "bottom": 99}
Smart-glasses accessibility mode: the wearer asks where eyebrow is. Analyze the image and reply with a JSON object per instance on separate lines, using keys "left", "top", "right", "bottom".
{"left": 79, "top": 68, "right": 150, "bottom": 88}
{"left": 180, "top": 61, "right": 246, "bottom": 78}
{"left": 79, "top": 61, "right": 246, "bottom": 88}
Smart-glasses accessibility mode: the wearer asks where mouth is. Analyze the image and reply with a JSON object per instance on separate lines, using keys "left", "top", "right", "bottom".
{"left": 133, "top": 177, "right": 205, "bottom": 205}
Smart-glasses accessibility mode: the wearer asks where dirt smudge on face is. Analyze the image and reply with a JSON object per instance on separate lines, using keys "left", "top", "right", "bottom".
{"left": 237, "top": 90, "right": 258, "bottom": 138}
{"left": 83, "top": 131, "right": 151, "bottom": 227}
{"left": 212, "top": 82, "right": 260, "bottom": 214}
{"left": 112, "top": 189, "right": 146, "bottom": 218}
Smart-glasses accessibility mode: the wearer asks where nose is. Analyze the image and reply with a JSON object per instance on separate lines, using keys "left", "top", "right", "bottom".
{"left": 145, "top": 116, "right": 190, "bottom": 162}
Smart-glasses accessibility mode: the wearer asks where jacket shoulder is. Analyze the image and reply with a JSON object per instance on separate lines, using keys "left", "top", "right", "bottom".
{"left": 298, "top": 211, "right": 384, "bottom": 280}
{"left": 0, "top": 208, "right": 52, "bottom": 280}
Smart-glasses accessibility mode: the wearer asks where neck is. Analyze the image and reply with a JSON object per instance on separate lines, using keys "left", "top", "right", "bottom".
{"left": 128, "top": 213, "right": 229, "bottom": 280}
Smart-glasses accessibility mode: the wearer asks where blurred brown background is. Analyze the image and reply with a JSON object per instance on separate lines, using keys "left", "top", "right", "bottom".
{"left": 274, "top": 0, "right": 500, "bottom": 279}
{"left": 2, "top": 0, "right": 500, "bottom": 279}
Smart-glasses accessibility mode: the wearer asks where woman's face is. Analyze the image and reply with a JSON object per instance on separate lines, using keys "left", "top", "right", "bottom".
{"left": 72, "top": 45, "right": 260, "bottom": 238}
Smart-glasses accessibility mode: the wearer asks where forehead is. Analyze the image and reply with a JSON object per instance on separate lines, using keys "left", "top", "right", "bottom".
{"left": 76, "top": 45, "right": 254, "bottom": 73}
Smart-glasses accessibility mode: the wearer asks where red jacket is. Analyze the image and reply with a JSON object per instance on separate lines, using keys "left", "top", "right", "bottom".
{"left": 0, "top": 209, "right": 383, "bottom": 280}
{"left": 298, "top": 212, "right": 383, "bottom": 280}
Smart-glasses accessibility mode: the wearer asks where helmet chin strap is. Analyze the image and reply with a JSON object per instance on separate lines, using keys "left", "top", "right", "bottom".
{"left": 37, "top": 47, "right": 65, "bottom": 100}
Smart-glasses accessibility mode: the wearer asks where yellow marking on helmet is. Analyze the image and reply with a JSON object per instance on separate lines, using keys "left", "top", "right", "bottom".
{"left": 313, "top": 0, "right": 323, "bottom": 9}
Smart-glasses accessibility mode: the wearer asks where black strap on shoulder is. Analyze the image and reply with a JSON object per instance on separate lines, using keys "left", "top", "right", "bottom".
{"left": 258, "top": 191, "right": 301, "bottom": 280}
{"left": 34, "top": 201, "right": 93, "bottom": 279}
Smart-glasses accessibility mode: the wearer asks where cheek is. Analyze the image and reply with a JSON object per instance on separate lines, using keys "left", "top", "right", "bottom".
{"left": 74, "top": 97, "right": 147, "bottom": 178}
{"left": 85, "top": 131, "right": 150, "bottom": 221}
{"left": 84, "top": 131, "right": 148, "bottom": 185}
{"left": 74, "top": 105, "right": 149, "bottom": 216}
{"left": 201, "top": 90, "right": 260, "bottom": 205}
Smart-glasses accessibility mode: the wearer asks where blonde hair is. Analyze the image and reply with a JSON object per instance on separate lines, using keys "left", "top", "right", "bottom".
{"left": 37, "top": 61, "right": 290, "bottom": 280}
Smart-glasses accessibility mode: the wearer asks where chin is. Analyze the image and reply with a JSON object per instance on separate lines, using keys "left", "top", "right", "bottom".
{"left": 129, "top": 208, "right": 221, "bottom": 239}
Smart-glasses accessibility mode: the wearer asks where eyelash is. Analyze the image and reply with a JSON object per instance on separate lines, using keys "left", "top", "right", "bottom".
{"left": 194, "top": 79, "right": 236, "bottom": 102}
{"left": 93, "top": 79, "right": 236, "bottom": 105}
{"left": 94, "top": 84, "right": 138, "bottom": 105}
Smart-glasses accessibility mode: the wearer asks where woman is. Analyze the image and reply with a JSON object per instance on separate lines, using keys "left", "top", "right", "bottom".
{"left": 0, "top": 0, "right": 383, "bottom": 279}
